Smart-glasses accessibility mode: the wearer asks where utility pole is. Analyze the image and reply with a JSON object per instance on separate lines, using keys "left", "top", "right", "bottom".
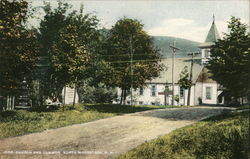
{"left": 187, "top": 51, "right": 200, "bottom": 105}
{"left": 169, "top": 41, "right": 180, "bottom": 106}
{"left": 129, "top": 36, "right": 133, "bottom": 106}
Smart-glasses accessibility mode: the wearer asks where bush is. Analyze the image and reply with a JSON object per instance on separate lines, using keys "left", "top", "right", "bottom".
{"left": 78, "top": 82, "right": 117, "bottom": 103}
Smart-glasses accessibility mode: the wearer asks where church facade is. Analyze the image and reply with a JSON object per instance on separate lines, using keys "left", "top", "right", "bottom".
{"left": 116, "top": 18, "right": 224, "bottom": 106}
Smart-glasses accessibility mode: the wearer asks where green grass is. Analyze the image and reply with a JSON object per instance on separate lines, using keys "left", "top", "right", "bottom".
{"left": 236, "top": 105, "right": 250, "bottom": 110}
{"left": 84, "top": 104, "right": 176, "bottom": 114}
{"left": 118, "top": 111, "right": 250, "bottom": 159}
{"left": 0, "top": 104, "right": 170, "bottom": 139}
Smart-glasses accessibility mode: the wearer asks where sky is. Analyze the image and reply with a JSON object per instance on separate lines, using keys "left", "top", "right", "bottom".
{"left": 30, "top": 0, "right": 249, "bottom": 42}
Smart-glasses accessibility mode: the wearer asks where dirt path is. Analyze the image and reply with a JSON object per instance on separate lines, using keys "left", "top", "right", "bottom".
{"left": 0, "top": 106, "right": 234, "bottom": 159}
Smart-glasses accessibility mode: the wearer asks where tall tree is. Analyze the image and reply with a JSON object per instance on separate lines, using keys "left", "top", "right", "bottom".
{"left": 37, "top": 1, "right": 71, "bottom": 102}
{"left": 208, "top": 17, "right": 250, "bottom": 104}
{"left": 0, "top": 0, "right": 39, "bottom": 96}
{"left": 50, "top": 4, "right": 101, "bottom": 106}
{"left": 38, "top": 2, "right": 101, "bottom": 105}
{"left": 178, "top": 66, "right": 192, "bottom": 105}
{"left": 104, "top": 18, "right": 164, "bottom": 104}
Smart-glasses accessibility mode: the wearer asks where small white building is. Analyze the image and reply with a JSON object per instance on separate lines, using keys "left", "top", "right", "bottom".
{"left": 116, "top": 18, "right": 224, "bottom": 106}
{"left": 62, "top": 86, "right": 79, "bottom": 104}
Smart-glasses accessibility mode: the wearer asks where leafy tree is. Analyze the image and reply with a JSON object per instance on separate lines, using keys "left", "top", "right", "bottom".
{"left": 0, "top": 0, "right": 39, "bottom": 96}
{"left": 104, "top": 18, "right": 164, "bottom": 104}
{"left": 51, "top": 5, "right": 101, "bottom": 107}
{"left": 208, "top": 17, "right": 250, "bottom": 105}
{"left": 37, "top": 1, "right": 71, "bottom": 103}
{"left": 174, "top": 95, "right": 180, "bottom": 105}
{"left": 38, "top": 2, "right": 101, "bottom": 107}
{"left": 178, "top": 66, "right": 192, "bottom": 105}
{"left": 178, "top": 66, "right": 192, "bottom": 89}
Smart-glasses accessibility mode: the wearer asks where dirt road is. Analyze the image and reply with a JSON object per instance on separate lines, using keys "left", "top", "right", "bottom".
{"left": 0, "top": 106, "right": 234, "bottom": 159}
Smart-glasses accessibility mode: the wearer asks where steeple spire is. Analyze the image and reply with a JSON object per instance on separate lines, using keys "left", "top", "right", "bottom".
{"left": 204, "top": 15, "right": 220, "bottom": 43}
{"left": 199, "top": 16, "right": 221, "bottom": 48}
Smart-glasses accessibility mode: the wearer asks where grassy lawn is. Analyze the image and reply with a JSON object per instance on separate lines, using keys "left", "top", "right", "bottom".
{"left": 118, "top": 111, "right": 250, "bottom": 159}
{"left": 0, "top": 104, "right": 172, "bottom": 139}
{"left": 236, "top": 105, "right": 250, "bottom": 110}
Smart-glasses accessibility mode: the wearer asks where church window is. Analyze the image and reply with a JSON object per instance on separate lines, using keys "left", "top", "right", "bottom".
{"left": 204, "top": 49, "right": 210, "bottom": 58}
{"left": 139, "top": 87, "right": 144, "bottom": 95}
{"left": 180, "top": 87, "right": 184, "bottom": 98}
{"left": 151, "top": 85, "right": 157, "bottom": 96}
{"left": 206, "top": 87, "right": 212, "bottom": 100}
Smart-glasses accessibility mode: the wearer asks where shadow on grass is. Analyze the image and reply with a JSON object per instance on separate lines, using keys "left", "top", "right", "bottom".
{"left": 202, "top": 110, "right": 249, "bottom": 122}
{"left": 0, "top": 110, "right": 18, "bottom": 119}
{"left": 28, "top": 105, "right": 59, "bottom": 112}
{"left": 142, "top": 107, "right": 234, "bottom": 121}
{"left": 84, "top": 104, "right": 165, "bottom": 115}
{"left": 0, "top": 104, "right": 168, "bottom": 120}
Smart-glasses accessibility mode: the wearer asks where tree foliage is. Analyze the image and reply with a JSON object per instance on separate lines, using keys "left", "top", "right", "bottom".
{"left": 104, "top": 18, "right": 164, "bottom": 103}
{"left": 37, "top": 1, "right": 71, "bottom": 99}
{"left": 208, "top": 17, "right": 250, "bottom": 100}
{"left": 178, "top": 66, "right": 192, "bottom": 90}
{"left": 51, "top": 7, "right": 100, "bottom": 84}
{"left": 38, "top": 2, "right": 101, "bottom": 101}
{"left": 0, "top": 0, "right": 39, "bottom": 95}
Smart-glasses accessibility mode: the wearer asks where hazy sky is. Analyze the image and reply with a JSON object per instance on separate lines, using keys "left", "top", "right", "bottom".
{"left": 31, "top": 0, "right": 249, "bottom": 42}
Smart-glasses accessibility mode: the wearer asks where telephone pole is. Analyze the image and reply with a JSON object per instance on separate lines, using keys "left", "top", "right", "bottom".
{"left": 187, "top": 51, "right": 200, "bottom": 105}
{"left": 170, "top": 41, "right": 180, "bottom": 106}
{"left": 129, "top": 36, "right": 133, "bottom": 106}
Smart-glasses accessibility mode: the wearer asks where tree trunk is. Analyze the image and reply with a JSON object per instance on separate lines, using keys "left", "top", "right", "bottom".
{"left": 123, "top": 89, "right": 127, "bottom": 105}
{"left": 63, "top": 87, "right": 66, "bottom": 111}
{"left": 164, "top": 93, "right": 167, "bottom": 106}
{"left": 0, "top": 98, "right": 2, "bottom": 112}
{"left": 183, "top": 90, "right": 186, "bottom": 106}
{"left": 73, "top": 84, "right": 77, "bottom": 107}
{"left": 234, "top": 97, "right": 239, "bottom": 106}
{"left": 12, "top": 96, "right": 15, "bottom": 110}
{"left": 120, "top": 89, "right": 124, "bottom": 105}
{"left": 188, "top": 54, "right": 194, "bottom": 106}
{"left": 187, "top": 87, "right": 191, "bottom": 106}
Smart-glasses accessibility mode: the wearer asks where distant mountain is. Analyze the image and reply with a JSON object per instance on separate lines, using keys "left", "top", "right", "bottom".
{"left": 152, "top": 36, "right": 201, "bottom": 58}
{"left": 99, "top": 29, "right": 201, "bottom": 58}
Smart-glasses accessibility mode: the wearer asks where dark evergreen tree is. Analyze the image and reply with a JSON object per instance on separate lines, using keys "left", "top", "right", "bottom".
{"left": 208, "top": 17, "right": 250, "bottom": 104}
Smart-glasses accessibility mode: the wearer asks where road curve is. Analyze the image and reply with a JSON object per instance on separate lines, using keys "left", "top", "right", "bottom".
{"left": 0, "top": 106, "right": 234, "bottom": 159}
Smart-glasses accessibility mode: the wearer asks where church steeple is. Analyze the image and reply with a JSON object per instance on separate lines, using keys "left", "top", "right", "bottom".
{"left": 199, "top": 15, "right": 221, "bottom": 48}
{"left": 204, "top": 15, "right": 220, "bottom": 43}
{"left": 199, "top": 15, "right": 221, "bottom": 65}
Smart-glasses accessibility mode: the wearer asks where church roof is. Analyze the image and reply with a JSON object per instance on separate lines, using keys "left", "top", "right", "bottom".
{"left": 199, "top": 18, "right": 221, "bottom": 48}
{"left": 148, "top": 57, "right": 204, "bottom": 84}
{"left": 196, "top": 67, "right": 217, "bottom": 83}
{"left": 205, "top": 21, "right": 220, "bottom": 43}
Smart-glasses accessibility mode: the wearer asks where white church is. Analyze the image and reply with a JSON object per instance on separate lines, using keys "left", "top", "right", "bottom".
{"left": 117, "top": 18, "right": 224, "bottom": 106}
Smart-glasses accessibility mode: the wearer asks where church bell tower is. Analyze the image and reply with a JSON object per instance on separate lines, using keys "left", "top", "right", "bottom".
{"left": 199, "top": 15, "right": 221, "bottom": 65}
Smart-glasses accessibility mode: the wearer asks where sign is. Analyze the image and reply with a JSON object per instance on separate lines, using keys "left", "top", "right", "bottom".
{"left": 62, "top": 86, "right": 79, "bottom": 104}
{"left": 158, "top": 91, "right": 173, "bottom": 96}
